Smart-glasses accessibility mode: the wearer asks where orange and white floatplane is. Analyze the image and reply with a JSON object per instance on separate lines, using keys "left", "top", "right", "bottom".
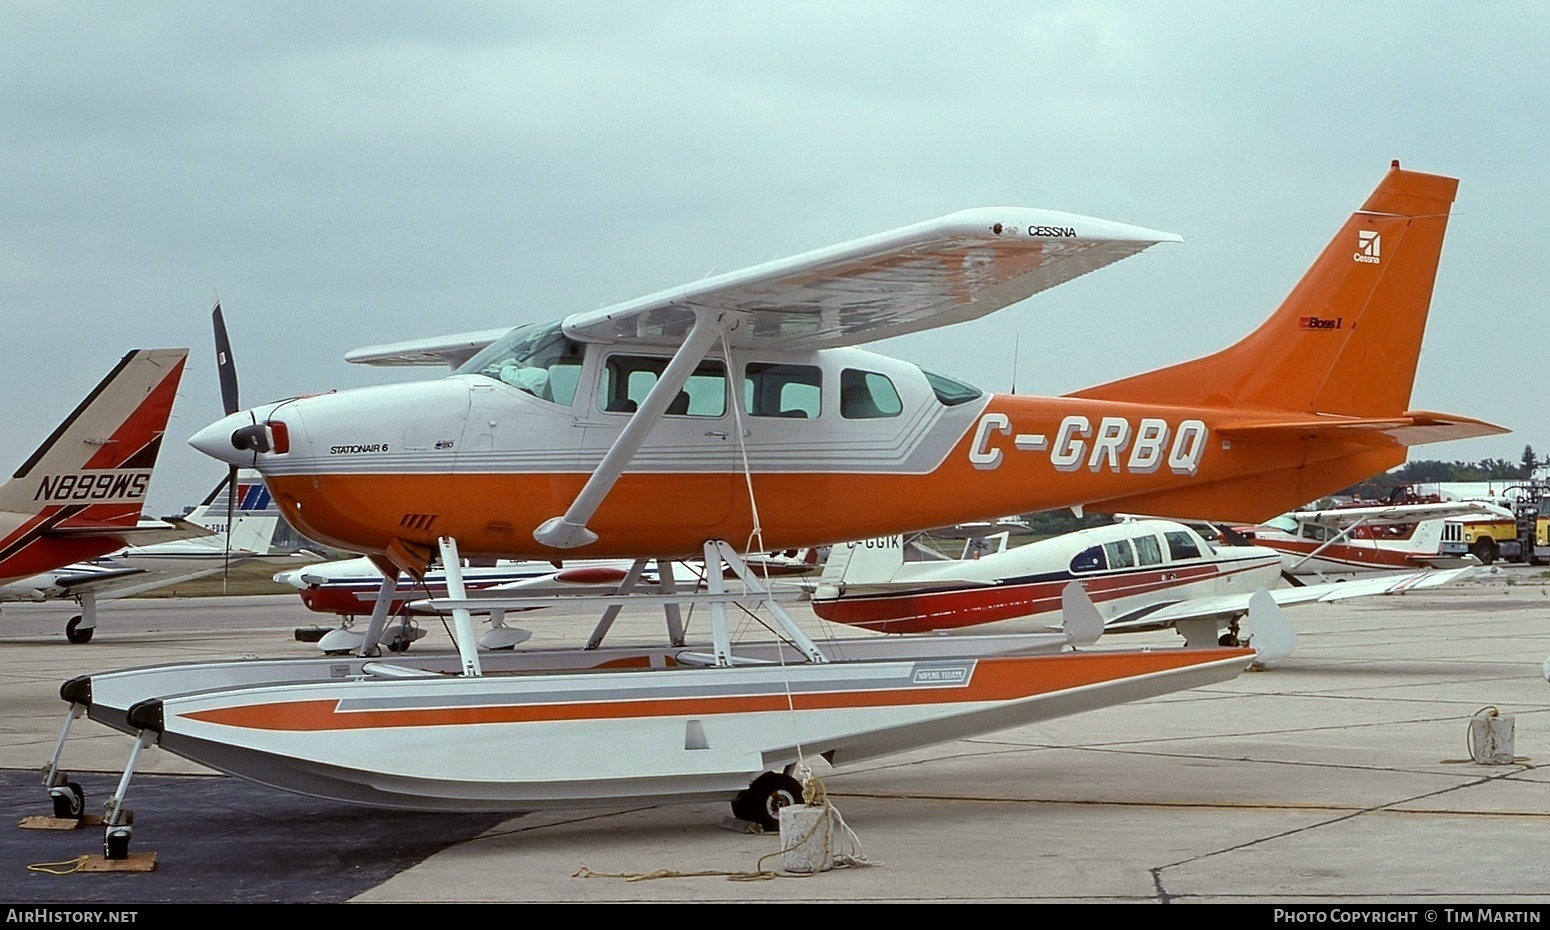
{"left": 60, "top": 164, "right": 1503, "bottom": 857}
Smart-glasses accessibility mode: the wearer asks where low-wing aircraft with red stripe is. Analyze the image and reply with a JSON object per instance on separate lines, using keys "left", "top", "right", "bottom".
{"left": 1, "top": 471, "right": 298, "bottom": 642}
{"left": 810, "top": 519, "right": 1474, "bottom": 653}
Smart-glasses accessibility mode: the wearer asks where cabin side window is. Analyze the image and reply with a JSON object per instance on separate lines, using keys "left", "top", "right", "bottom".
{"left": 744, "top": 363, "right": 821, "bottom": 418}
{"left": 1133, "top": 535, "right": 1163, "bottom": 566}
{"left": 1164, "top": 531, "right": 1202, "bottom": 561}
{"left": 600, "top": 356, "right": 727, "bottom": 417}
{"left": 840, "top": 369, "right": 902, "bottom": 419}
{"left": 1070, "top": 545, "right": 1107, "bottom": 573}
{"left": 1103, "top": 540, "right": 1136, "bottom": 569}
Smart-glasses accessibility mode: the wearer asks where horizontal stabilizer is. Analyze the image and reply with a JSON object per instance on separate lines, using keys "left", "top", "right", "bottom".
{"left": 44, "top": 521, "right": 214, "bottom": 546}
{"left": 1218, "top": 411, "right": 1507, "bottom": 446}
{"left": 53, "top": 567, "right": 145, "bottom": 590}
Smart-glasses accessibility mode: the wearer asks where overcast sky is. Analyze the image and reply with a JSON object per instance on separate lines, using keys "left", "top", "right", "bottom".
{"left": 4, "top": 2, "right": 1546, "bottom": 516}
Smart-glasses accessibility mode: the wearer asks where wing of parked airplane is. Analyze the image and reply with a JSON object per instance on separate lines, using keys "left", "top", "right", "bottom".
{"left": 345, "top": 209, "right": 1179, "bottom": 368}
{"left": 1103, "top": 565, "right": 1475, "bottom": 635}
{"left": 1289, "top": 501, "right": 1513, "bottom": 528}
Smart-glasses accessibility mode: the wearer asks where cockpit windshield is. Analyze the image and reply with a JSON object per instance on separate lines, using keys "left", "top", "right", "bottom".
{"left": 454, "top": 322, "right": 584, "bottom": 405}
{"left": 921, "top": 368, "right": 983, "bottom": 406}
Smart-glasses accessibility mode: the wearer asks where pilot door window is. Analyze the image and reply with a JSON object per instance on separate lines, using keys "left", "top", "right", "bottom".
{"left": 744, "top": 363, "right": 821, "bottom": 418}
{"left": 600, "top": 356, "right": 727, "bottom": 417}
{"left": 455, "top": 322, "right": 584, "bottom": 406}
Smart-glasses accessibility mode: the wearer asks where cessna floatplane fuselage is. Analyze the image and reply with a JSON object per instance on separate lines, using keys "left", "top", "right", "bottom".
{"left": 200, "top": 329, "right": 1234, "bottom": 562}
{"left": 192, "top": 167, "right": 1501, "bottom": 579}
{"left": 49, "top": 166, "right": 1505, "bottom": 855}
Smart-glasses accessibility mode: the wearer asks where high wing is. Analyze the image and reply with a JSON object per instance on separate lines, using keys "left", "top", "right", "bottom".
{"left": 345, "top": 328, "right": 515, "bottom": 368}
{"left": 1289, "top": 501, "right": 1513, "bottom": 528}
{"left": 561, "top": 208, "right": 1178, "bottom": 351}
{"left": 344, "top": 207, "right": 1179, "bottom": 366}
{"left": 1103, "top": 566, "right": 1475, "bottom": 633}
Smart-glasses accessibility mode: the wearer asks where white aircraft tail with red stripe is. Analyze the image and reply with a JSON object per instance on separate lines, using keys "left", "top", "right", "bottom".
{"left": 0, "top": 349, "right": 189, "bottom": 582}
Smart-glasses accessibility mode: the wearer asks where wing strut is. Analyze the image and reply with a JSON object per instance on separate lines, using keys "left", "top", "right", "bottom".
{"left": 437, "top": 536, "right": 483, "bottom": 677}
{"left": 534, "top": 308, "right": 730, "bottom": 549}
{"left": 1288, "top": 516, "right": 1374, "bottom": 574}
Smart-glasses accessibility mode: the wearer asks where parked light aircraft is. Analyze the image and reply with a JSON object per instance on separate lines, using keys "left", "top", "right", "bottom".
{"left": 0, "top": 349, "right": 189, "bottom": 642}
{"left": 191, "top": 164, "right": 1501, "bottom": 580}
{"left": 60, "top": 165, "right": 1498, "bottom": 856}
{"left": 811, "top": 519, "right": 1473, "bottom": 652}
{"left": 1, "top": 472, "right": 293, "bottom": 642}
{"left": 275, "top": 549, "right": 817, "bottom": 653}
{"left": 1237, "top": 500, "right": 1513, "bottom": 576}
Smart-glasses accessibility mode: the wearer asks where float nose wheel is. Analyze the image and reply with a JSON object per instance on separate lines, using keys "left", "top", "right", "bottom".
{"left": 49, "top": 781, "right": 84, "bottom": 820}
{"left": 731, "top": 771, "right": 804, "bottom": 831}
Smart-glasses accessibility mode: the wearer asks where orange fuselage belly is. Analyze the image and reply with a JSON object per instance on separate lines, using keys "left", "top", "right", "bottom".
{"left": 263, "top": 395, "right": 1407, "bottom": 560}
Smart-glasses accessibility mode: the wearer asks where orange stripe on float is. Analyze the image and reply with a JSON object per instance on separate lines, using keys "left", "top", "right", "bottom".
{"left": 180, "top": 648, "right": 1248, "bottom": 732}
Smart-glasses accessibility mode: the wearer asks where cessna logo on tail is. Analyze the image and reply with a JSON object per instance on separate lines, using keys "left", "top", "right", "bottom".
{"left": 1355, "top": 230, "right": 1381, "bottom": 264}
{"left": 970, "top": 414, "right": 1209, "bottom": 475}
{"left": 33, "top": 470, "right": 152, "bottom": 503}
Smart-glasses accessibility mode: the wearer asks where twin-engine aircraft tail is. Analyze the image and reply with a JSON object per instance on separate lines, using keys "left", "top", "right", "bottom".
{"left": 1074, "top": 162, "right": 1460, "bottom": 419}
{"left": 0, "top": 349, "right": 189, "bottom": 579}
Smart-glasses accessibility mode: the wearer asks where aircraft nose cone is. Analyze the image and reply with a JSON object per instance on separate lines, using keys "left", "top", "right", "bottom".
{"left": 189, "top": 412, "right": 259, "bottom": 467}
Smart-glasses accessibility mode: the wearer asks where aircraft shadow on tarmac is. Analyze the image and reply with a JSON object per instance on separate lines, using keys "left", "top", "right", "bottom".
{"left": 1, "top": 770, "right": 511, "bottom": 904}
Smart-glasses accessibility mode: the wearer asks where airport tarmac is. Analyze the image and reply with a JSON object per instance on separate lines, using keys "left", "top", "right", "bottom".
{"left": 3, "top": 571, "right": 1550, "bottom": 905}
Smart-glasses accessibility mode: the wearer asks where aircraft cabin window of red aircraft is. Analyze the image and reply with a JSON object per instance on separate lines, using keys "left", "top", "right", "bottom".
{"left": 455, "top": 322, "right": 584, "bottom": 405}
{"left": 1164, "top": 531, "right": 1202, "bottom": 560}
{"left": 1070, "top": 545, "right": 1107, "bottom": 573}
{"left": 744, "top": 363, "right": 821, "bottom": 418}
{"left": 840, "top": 369, "right": 902, "bottom": 419}
{"left": 602, "top": 356, "right": 727, "bottom": 417}
{"left": 1133, "top": 535, "right": 1164, "bottom": 566}
{"left": 921, "top": 369, "right": 983, "bottom": 406}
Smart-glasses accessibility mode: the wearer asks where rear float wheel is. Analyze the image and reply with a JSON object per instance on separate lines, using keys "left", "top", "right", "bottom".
{"left": 731, "top": 772, "right": 803, "bottom": 831}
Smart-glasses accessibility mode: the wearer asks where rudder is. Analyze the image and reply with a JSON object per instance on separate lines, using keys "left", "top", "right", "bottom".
{"left": 1072, "top": 163, "right": 1457, "bottom": 418}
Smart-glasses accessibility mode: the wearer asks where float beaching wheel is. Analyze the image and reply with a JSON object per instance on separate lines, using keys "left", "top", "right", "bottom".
{"left": 730, "top": 772, "right": 803, "bottom": 831}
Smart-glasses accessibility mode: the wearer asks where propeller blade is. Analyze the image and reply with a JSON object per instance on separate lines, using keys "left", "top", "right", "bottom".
{"left": 212, "top": 296, "right": 240, "bottom": 589}
{"left": 213, "top": 298, "right": 239, "bottom": 417}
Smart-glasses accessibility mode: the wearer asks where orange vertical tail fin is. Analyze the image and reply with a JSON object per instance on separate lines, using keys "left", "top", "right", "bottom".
{"left": 1071, "top": 163, "right": 1457, "bottom": 418}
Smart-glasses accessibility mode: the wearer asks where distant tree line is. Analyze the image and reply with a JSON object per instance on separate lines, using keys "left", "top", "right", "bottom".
{"left": 1337, "top": 445, "right": 1541, "bottom": 500}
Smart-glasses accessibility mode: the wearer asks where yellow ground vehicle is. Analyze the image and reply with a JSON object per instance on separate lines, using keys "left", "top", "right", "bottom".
{"left": 1444, "top": 483, "right": 1550, "bottom": 565}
